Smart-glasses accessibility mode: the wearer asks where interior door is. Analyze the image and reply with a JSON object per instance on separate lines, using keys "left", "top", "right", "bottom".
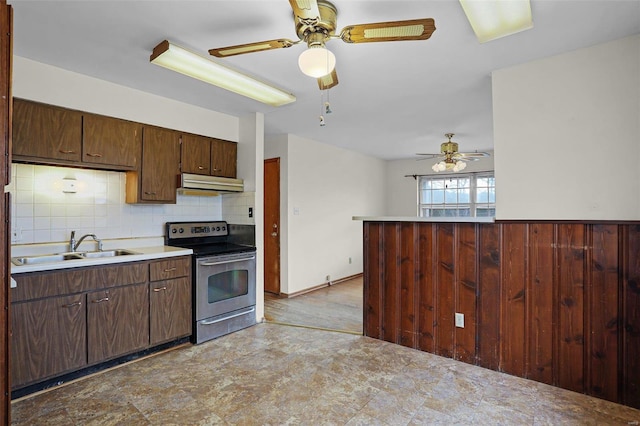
{"left": 264, "top": 158, "right": 280, "bottom": 294}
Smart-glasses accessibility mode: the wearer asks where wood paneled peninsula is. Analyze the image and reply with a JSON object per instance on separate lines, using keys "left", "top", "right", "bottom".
{"left": 355, "top": 216, "right": 640, "bottom": 410}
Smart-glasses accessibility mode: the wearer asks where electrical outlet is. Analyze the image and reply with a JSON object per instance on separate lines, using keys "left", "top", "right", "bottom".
{"left": 248, "top": 207, "right": 253, "bottom": 218}
{"left": 348, "top": 257, "right": 352, "bottom": 264}
{"left": 11, "top": 228, "right": 22, "bottom": 243}
{"left": 455, "top": 313, "right": 465, "bottom": 328}
{"left": 326, "top": 275, "right": 331, "bottom": 282}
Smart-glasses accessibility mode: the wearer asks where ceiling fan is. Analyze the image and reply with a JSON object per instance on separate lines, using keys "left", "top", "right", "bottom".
{"left": 417, "top": 133, "right": 490, "bottom": 172}
{"left": 208, "top": 0, "right": 436, "bottom": 90}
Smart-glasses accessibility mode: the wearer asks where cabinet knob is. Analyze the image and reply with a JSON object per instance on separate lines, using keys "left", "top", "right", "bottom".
{"left": 197, "top": 166, "right": 206, "bottom": 170}
{"left": 213, "top": 168, "right": 221, "bottom": 172}
{"left": 86, "top": 153, "right": 103, "bottom": 158}
{"left": 91, "top": 297, "right": 109, "bottom": 303}
{"left": 153, "top": 286, "right": 167, "bottom": 292}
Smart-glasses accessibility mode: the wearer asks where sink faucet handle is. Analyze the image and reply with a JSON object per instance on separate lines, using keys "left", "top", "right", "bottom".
{"left": 69, "top": 230, "right": 77, "bottom": 252}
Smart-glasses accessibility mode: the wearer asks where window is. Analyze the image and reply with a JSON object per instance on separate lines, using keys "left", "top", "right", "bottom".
{"left": 418, "top": 172, "right": 495, "bottom": 217}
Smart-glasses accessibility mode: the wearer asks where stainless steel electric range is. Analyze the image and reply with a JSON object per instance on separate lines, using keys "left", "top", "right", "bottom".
{"left": 165, "top": 221, "right": 257, "bottom": 344}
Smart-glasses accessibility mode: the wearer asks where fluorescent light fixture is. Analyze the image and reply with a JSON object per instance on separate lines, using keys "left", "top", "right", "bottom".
{"left": 459, "top": 0, "right": 533, "bottom": 43}
{"left": 150, "top": 40, "right": 296, "bottom": 107}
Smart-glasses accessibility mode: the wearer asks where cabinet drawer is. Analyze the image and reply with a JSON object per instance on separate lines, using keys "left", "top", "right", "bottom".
{"left": 150, "top": 256, "right": 191, "bottom": 281}
{"left": 12, "top": 262, "right": 149, "bottom": 302}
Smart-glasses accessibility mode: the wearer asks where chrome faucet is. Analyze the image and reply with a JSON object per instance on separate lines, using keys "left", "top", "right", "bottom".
{"left": 69, "top": 231, "right": 103, "bottom": 252}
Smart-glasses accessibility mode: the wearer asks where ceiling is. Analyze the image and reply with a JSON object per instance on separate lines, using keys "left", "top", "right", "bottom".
{"left": 10, "top": 1, "right": 640, "bottom": 160}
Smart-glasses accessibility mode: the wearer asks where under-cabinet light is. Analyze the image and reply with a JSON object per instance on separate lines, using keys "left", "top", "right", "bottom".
{"left": 459, "top": 0, "right": 533, "bottom": 43}
{"left": 150, "top": 40, "right": 296, "bottom": 107}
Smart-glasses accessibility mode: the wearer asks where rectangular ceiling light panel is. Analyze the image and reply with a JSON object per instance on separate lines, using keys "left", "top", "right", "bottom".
{"left": 150, "top": 40, "right": 295, "bottom": 107}
{"left": 459, "top": 0, "right": 533, "bottom": 43}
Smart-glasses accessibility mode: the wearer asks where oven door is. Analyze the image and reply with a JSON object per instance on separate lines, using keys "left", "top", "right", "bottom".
{"left": 195, "top": 251, "right": 256, "bottom": 321}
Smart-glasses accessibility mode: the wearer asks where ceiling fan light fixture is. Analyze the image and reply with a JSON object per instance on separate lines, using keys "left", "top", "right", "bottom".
{"left": 459, "top": 0, "right": 533, "bottom": 43}
{"left": 298, "top": 45, "right": 336, "bottom": 78}
{"left": 150, "top": 40, "right": 296, "bottom": 107}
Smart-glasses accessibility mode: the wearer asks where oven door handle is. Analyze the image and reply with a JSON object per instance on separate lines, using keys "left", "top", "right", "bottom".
{"left": 200, "top": 307, "right": 256, "bottom": 325}
{"left": 199, "top": 256, "right": 255, "bottom": 266}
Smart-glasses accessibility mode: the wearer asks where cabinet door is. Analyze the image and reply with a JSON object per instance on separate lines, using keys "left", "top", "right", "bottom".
{"left": 211, "top": 139, "right": 237, "bottom": 178}
{"left": 87, "top": 283, "right": 149, "bottom": 364}
{"left": 83, "top": 114, "right": 141, "bottom": 169}
{"left": 150, "top": 277, "right": 192, "bottom": 345}
{"left": 11, "top": 294, "right": 86, "bottom": 388}
{"left": 139, "top": 126, "right": 180, "bottom": 203}
{"left": 181, "top": 134, "right": 211, "bottom": 175}
{"left": 12, "top": 98, "right": 82, "bottom": 162}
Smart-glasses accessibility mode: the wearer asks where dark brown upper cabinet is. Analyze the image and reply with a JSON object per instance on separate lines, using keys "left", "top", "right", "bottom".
{"left": 126, "top": 126, "right": 181, "bottom": 204}
{"left": 211, "top": 138, "right": 237, "bottom": 178}
{"left": 181, "top": 133, "right": 237, "bottom": 178}
{"left": 13, "top": 98, "right": 82, "bottom": 163}
{"left": 82, "top": 113, "right": 141, "bottom": 169}
{"left": 13, "top": 99, "right": 141, "bottom": 171}
{"left": 181, "top": 133, "right": 211, "bottom": 175}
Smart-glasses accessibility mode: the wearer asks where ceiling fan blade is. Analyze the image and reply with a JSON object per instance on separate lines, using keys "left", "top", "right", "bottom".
{"left": 340, "top": 18, "right": 436, "bottom": 44}
{"left": 209, "top": 39, "right": 298, "bottom": 58}
{"left": 317, "top": 69, "right": 339, "bottom": 90}
{"left": 455, "top": 152, "right": 490, "bottom": 158}
{"left": 416, "top": 153, "right": 442, "bottom": 158}
{"left": 289, "top": 0, "right": 321, "bottom": 25}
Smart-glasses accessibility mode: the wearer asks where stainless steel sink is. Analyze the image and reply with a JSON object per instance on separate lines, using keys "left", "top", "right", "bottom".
{"left": 11, "top": 249, "right": 140, "bottom": 266}
{"left": 80, "top": 249, "right": 140, "bottom": 258}
{"left": 11, "top": 253, "right": 84, "bottom": 266}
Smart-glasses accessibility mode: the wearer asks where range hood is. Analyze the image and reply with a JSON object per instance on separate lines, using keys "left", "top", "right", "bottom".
{"left": 178, "top": 173, "right": 244, "bottom": 196}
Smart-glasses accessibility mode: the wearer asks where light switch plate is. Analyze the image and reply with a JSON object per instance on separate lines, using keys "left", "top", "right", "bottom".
{"left": 455, "top": 313, "right": 465, "bottom": 328}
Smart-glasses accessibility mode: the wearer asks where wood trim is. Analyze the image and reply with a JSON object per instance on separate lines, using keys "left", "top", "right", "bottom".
{"left": 363, "top": 221, "right": 640, "bottom": 409}
{"left": 1, "top": 1, "right": 11, "bottom": 422}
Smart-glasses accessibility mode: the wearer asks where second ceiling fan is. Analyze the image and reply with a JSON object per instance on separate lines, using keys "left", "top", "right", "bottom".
{"left": 208, "top": 0, "right": 436, "bottom": 90}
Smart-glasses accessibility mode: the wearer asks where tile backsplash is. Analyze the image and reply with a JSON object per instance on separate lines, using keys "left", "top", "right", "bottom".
{"left": 8, "top": 163, "right": 239, "bottom": 244}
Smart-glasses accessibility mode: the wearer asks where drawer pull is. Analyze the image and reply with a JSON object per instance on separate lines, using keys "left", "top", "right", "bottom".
{"left": 58, "top": 149, "right": 76, "bottom": 154}
{"left": 153, "top": 286, "right": 167, "bottom": 292}
{"left": 92, "top": 297, "right": 109, "bottom": 303}
{"left": 63, "top": 301, "right": 82, "bottom": 308}
{"left": 144, "top": 191, "right": 157, "bottom": 195}
{"left": 163, "top": 267, "right": 177, "bottom": 272}
{"left": 86, "top": 153, "right": 103, "bottom": 158}
{"left": 197, "top": 166, "right": 206, "bottom": 170}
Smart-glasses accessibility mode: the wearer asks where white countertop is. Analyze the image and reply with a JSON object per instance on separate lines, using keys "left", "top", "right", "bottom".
{"left": 10, "top": 237, "right": 193, "bottom": 274}
{"left": 352, "top": 216, "right": 496, "bottom": 223}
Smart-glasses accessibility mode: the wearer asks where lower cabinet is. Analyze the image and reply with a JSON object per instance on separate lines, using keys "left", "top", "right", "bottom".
{"left": 150, "top": 277, "right": 191, "bottom": 346}
{"left": 11, "top": 294, "right": 86, "bottom": 387}
{"left": 87, "top": 283, "right": 150, "bottom": 364}
{"left": 10, "top": 256, "right": 192, "bottom": 390}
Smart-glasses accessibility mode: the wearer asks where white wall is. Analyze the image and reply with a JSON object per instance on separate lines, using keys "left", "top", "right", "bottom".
{"left": 385, "top": 155, "right": 495, "bottom": 217}
{"left": 493, "top": 35, "right": 640, "bottom": 220}
{"left": 265, "top": 134, "right": 386, "bottom": 295}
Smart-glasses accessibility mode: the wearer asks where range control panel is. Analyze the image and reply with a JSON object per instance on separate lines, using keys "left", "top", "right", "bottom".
{"left": 167, "top": 221, "right": 228, "bottom": 239}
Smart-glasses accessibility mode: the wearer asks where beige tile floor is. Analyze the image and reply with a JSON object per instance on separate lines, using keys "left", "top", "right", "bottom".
{"left": 11, "top": 322, "right": 640, "bottom": 425}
